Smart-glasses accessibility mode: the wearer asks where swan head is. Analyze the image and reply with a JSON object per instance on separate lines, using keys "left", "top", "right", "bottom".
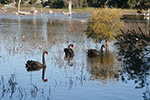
{"left": 101, "top": 45, "right": 105, "bottom": 50}
{"left": 70, "top": 44, "right": 74, "bottom": 49}
{"left": 44, "top": 51, "right": 48, "bottom": 55}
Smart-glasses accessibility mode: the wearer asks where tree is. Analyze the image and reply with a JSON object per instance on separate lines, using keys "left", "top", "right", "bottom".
{"left": 127, "top": 0, "right": 137, "bottom": 8}
{"left": 1, "top": 0, "right": 13, "bottom": 4}
{"left": 87, "top": 0, "right": 106, "bottom": 7}
{"left": 135, "top": 0, "right": 150, "bottom": 10}
{"left": 29, "top": 0, "right": 38, "bottom": 4}
{"left": 63, "top": 0, "right": 88, "bottom": 8}
{"left": 47, "top": 0, "right": 64, "bottom": 8}
{"left": 86, "top": 8, "right": 124, "bottom": 50}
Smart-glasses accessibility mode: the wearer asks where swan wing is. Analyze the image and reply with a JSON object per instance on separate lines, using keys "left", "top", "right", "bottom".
{"left": 64, "top": 48, "right": 74, "bottom": 57}
{"left": 87, "top": 49, "right": 99, "bottom": 56}
{"left": 25, "top": 60, "right": 43, "bottom": 69}
{"left": 88, "top": 49, "right": 98, "bottom": 53}
{"left": 69, "top": 49, "right": 74, "bottom": 56}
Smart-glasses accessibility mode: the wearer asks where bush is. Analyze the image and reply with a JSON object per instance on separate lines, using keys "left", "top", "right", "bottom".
{"left": 86, "top": 8, "right": 124, "bottom": 49}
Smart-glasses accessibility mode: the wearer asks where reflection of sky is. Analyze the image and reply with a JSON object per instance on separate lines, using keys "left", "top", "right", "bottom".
{"left": 0, "top": 15, "right": 147, "bottom": 100}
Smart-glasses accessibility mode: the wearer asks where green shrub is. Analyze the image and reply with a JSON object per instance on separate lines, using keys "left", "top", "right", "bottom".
{"left": 86, "top": 8, "right": 124, "bottom": 49}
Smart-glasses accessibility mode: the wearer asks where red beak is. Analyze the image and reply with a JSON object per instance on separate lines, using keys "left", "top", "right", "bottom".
{"left": 47, "top": 53, "right": 49, "bottom": 55}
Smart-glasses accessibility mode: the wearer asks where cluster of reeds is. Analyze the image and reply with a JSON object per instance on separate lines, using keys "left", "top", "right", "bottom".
{"left": 0, "top": 71, "right": 89, "bottom": 99}
{"left": 0, "top": 74, "right": 52, "bottom": 99}
{"left": 0, "top": 74, "right": 17, "bottom": 98}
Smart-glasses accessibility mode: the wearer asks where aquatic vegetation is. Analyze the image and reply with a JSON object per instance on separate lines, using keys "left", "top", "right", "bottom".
{"left": 115, "top": 28, "right": 150, "bottom": 89}
{"left": 0, "top": 74, "right": 17, "bottom": 98}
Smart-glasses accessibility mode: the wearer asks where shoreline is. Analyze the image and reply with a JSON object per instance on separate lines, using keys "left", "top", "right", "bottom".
{"left": 0, "top": 7, "right": 92, "bottom": 15}
{"left": 0, "top": 7, "right": 148, "bottom": 20}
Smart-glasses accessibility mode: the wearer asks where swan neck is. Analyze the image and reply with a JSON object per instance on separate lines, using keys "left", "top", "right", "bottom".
{"left": 42, "top": 52, "right": 46, "bottom": 65}
{"left": 101, "top": 47, "right": 103, "bottom": 51}
{"left": 101, "top": 46, "right": 103, "bottom": 54}
{"left": 68, "top": 45, "right": 71, "bottom": 51}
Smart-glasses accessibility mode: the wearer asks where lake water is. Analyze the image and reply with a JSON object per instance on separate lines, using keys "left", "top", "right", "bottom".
{"left": 0, "top": 13, "right": 150, "bottom": 100}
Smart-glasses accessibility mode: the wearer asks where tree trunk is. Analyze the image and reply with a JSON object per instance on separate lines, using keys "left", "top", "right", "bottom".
{"left": 68, "top": 0, "right": 72, "bottom": 15}
{"left": 106, "top": 40, "right": 109, "bottom": 51}
{"left": 104, "top": 0, "right": 109, "bottom": 8}
{"left": 18, "top": 0, "right": 21, "bottom": 12}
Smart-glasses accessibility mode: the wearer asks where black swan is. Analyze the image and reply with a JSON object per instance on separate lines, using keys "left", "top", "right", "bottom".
{"left": 87, "top": 45, "right": 105, "bottom": 57}
{"left": 64, "top": 44, "right": 74, "bottom": 57}
{"left": 25, "top": 51, "right": 48, "bottom": 71}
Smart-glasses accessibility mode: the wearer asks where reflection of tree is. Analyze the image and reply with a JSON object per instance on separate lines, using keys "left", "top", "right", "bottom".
{"left": 115, "top": 28, "right": 150, "bottom": 99}
{"left": 87, "top": 50, "right": 120, "bottom": 83}
{"left": 0, "top": 18, "right": 87, "bottom": 62}
{"left": 143, "top": 88, "right": 150, "bottom": 100}
{"left": 1, "top": 18, "right": 48, "bottom": 60}
{"left": 124, "top": 22, "right": 149, "bottom": 34}
{"left": 47, "top": 20, "right": 86, "bottom": 45}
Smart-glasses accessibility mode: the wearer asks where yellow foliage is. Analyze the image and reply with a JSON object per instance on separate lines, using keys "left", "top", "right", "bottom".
{"left": 86, "top": 8, "right": 124, "bottom": 42}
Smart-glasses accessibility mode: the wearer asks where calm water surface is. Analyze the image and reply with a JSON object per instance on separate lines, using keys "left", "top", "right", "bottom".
{"left": 0, "top": 13, "right": 150, "bottom": 100}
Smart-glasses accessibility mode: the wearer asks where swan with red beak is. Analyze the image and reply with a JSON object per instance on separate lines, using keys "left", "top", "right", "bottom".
{"left": 64, "top": 44, "right": 75, "bottom": 57}
{"left": 25, "top": 51, "right": 48, "bottom": 71}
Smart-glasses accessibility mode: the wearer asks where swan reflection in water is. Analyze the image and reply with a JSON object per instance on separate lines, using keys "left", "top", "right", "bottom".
{"left": 87, "top": 49, "right": 120, "bottom": 82}
{"left": 25, "top": 51, "right": 48, "bottom": 82}
{"left": 42, "top": 66, "right": 48, "bottom": 82}
{"left": 64, "top": 57, "right": 73, "bottom": 66}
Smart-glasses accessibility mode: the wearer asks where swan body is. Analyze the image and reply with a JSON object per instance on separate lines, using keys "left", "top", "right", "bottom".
{"left": 26, "top": 60, "right": 43, "bottom": 71}
{"left": 25, "top": 51, "right": 48, "bottom": 71}
{"left": 87, "top": 45, "right": 105, "bottom": 57}
{"left": 64, "top": 44, "right": 74, "bottom": 57}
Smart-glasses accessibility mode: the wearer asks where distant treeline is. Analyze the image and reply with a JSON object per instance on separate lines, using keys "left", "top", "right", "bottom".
{"left": 0, "top": 0, "right": 150, "bottom": 9}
